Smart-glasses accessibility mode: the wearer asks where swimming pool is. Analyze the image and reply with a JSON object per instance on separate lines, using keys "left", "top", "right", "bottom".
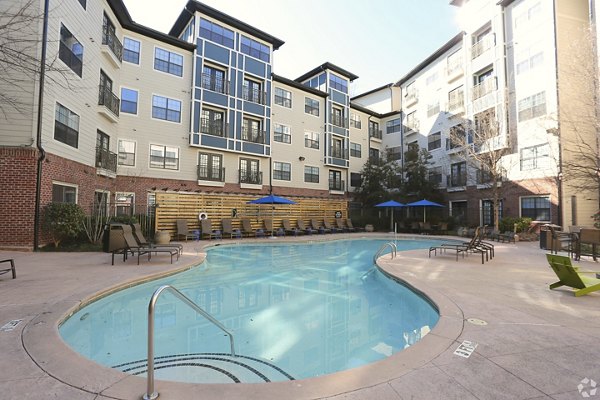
{"left": 60, "top": 238, "right": 440, "bottom": 384}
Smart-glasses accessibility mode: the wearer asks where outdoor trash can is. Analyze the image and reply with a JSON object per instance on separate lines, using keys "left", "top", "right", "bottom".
{"left": 103, "top": 223, "right": 127, "bottom": 253}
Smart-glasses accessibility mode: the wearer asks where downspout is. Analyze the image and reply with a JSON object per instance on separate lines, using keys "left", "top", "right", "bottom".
{"left": 33, "top": 0, "right": 50, "bottom": 251}
{"left": 551, "top": 0, "right": 563, "bottom": 227}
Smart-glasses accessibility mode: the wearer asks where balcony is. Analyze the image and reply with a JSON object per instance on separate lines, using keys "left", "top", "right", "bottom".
{"left": 201, "top": 73, "right": 229, "bottom": 95}
{"left": 404, "top": 91, "right": 418, "bottom": 107}
{"left": 447, "top": 97, "right": 465, "bottom": 114}
{"left": 446, "top": 62, "right": 463, "bottom": 82}
{"left": 405, "top": 120, "right": 420, "bottom": 134}
{"left": 329, "top": 179, "right": 345, "bottom": 192}
{"left": 330, "top": 148, "right": 349, "bottom": 160}
{"left": 201, "top": 121, "right": 227, "bottom": 137}
{"left": 447, "top": 173, "right": 467, "bottom": 188}
{"left": 239, "top": 171, "right": 263, "bottom": 186}
{"left": 471, "top": 34, "right": 494, "bottom": 60}
{"left": 98, "top": 85, "right": 120, "bottom": 122}
{"left": 369, "top": 129, "right": 382, "bottom": 140}
{"left": 331, "top": 114, "right": 348, "bottom": 128}
{"left": 242, "top": 87, "right": 266, "bottom": 105}
{"left": 241, "top": 128, "right": 266, "bottom": 144}
{"left": 472, "top": 77, "right": 497, "bottom": 101}
{"left": 198, "top": 165, "right": 225, "bottom": 186}
{"left": 101, "top": 25, "right": 122, "bottom": 67}
{"left": 95, "top": 147, "right": 117, "bottom": 177}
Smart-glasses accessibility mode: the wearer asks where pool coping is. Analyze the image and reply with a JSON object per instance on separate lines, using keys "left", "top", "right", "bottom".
{"left": 22, "top": 235, "right": 463, "bottom": 400}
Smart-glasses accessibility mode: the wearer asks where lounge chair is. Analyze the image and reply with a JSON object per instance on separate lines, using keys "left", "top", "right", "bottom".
{"left": 346, "top": 219, "right": 362, "bottom": 232}
{"left": 131, "top": 223, "right": 182, "bottom": 255}
{"left": 336, "top": 218, "right": 351, "bottom": 232}
{"left": 323, "top": 220, "right": 342, "bottom": 233}
{"left": 264, "top": 219, "right": 284, "bottom": 237}
{"left": 429, "top": 227, "right": 489, "bottom": 264}
{"left": 547, "top": 225, "right": 573, "bottom": 255}
{"left": 297, "top": 220, "right": 317, "bottom": 235}
{"left": 114, "top": 225, "right": 179, "bottom": 265}
{"left": 201, "top": 219, "right": 222, "bottom": 240}
{"left": 222, "top": 219, "right": 242, "bottom": 239}
{"left": 242, "top": 219, "right": 264, "bottom": 237}
{"left": 282, "top": 219, "right": 303, "bottom": 236}
{"left": 419, "top": 222, "right": 432, "bottom": 234}
{"left": 176, "top": 219, "right": 196, "bottom": 241}
{"left": 546, "top": 254, "right": 600, "bottom": 296}
{"left": 311, "top": 218, "right": 330, "bottom": 234}
{"left": 0, "top": 259, "right": 16, "bottom": 279}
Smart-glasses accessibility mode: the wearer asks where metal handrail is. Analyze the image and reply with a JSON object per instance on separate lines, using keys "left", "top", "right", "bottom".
{"left": 373, "top": 242, "right": 397, "bottom": 264}
{"left": 143, "top": 285, "right": 236, "bottom": 400}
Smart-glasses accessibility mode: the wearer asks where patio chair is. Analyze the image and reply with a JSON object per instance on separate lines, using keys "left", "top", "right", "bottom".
{"left": 346, "top": 219, "right": 363, "bottom": 232}
{"left": 311, "top": 218, "right": 330, "bottom": 234}
{"left": 131, "top": 223, "right": 182, "bottom": 255}
{"left": 410, "top": 221, "right": 420, "bottom": 233}
{"left": 429, "top": 227, "right": 488, "bottom": 264}
{"left": 264, "top": 219, "right": 284, "bottom": 237}
{"left": 546, "top": 254, "right": 600, "bottom": 296}
{"left": 176, "top": 219, "right": 196, "bottom": 242}
{"left": 114, "top": 225, "right": 179, "bottom": 265}
{"left": 282, "top": 219, "right": 303, "bottom": 236}
{"left": 201, "top": 219, "right": 222, "bottom": 240}
{"left": 0, "top": 259, "right": 16, "bottom": 279}
{"left": 242, "top": 219, "right": 264, "bottom": 237}
{"left": 336, "top": 218, "right": 353, "bottom": 232}
{"left": 323, "top": 219, "right": 342, "bottom": 233}
{"left": 222, "top": 218, "right": 242, "bottom": 239}
{"left": 547, "top": 225, "right": 574, "bottom": 256}
{"left": 297, "top": 220, "right": 317, "bottom": 235}
{"left": 419, "top": 222, "right": 432, "bottom": 234}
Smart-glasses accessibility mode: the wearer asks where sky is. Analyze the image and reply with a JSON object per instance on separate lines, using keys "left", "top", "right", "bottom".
{"left": 122, "top": 0, "right": 460, "bottom": 96}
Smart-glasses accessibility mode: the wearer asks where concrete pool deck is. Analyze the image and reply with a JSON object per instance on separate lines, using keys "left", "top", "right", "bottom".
{"left": 0, "top": 234, "right": 599, "bottom": 400}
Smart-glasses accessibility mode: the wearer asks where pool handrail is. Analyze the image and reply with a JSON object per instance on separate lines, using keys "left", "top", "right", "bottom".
{"left": 373, "top": 242, "right": 397, "bottom": 264}
{"left": 143, "top": 285, "right": 236, "bottom": 400}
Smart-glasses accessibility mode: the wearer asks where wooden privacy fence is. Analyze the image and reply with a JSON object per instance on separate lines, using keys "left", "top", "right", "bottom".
{"left": 155, "top": 192, "right": 348, "bottom": 236}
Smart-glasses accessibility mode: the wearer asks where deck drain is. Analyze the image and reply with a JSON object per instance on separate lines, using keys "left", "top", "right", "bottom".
{"left": 467, "top": 318, "right": 488, "bottom": 326}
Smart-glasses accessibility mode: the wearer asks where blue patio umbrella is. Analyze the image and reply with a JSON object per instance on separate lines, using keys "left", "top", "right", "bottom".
{"left": 375, "top": 200, "right": 405, "bottom": 231}
{"left": 247, "top": 194, "right": 297, "bottom": 237}
{"left": 406, "top": 199, "right": 444, "bottom": 223}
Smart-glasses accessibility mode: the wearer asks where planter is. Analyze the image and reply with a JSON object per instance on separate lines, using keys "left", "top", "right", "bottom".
{"left": 365, "top": 224, "right": 374, "bottom": 232}
{"left": 155, "top": 231, "right": 170, "bottom": 244}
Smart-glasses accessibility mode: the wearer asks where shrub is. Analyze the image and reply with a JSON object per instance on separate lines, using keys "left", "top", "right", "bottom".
{"left": 593, "top": 211, "right": 600, "bottom": 228}
{"left": 112, "top": 215, "right": 138, "bottom": 225}
{"left": 43, "top": 203, "right": 85, "bottom": 247}
{"left": 499, "top": 217, "right": 532, "bottom": 233}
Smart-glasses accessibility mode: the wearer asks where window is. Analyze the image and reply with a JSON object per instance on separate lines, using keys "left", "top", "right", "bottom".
{"left": 95, "top": 130, "right": 111, "bottom": 170}
{"left": 369, "top": 148, "right": 379, "bottom": 161}
{"left": 59, "top": 24, "right": 83, "bottom": 77}
{"left": 482, "top": 199, "right": 503, "bottom": 226}
{"left": 406, "top": 112, "right": 418, "bottom": 131}
{"left": 350, "top": 173, "right": 362, "bottom": 187}
{"left": 329, "top": 170, "right": 343, "bottom": 191}
{"left": 426, "top": 71, "right": 439, "bottom": 86}
{"left": 120, "top": 88, "right": 138, "bottom": 114}
{"left": 152, "top": 95, "right": 181, "bottom": 123}
{"left": 331, "top": 107, "right": 344, "bottom": 127}
{"left": 448, "top": 86, "right": 464, "bottom": 111}
{"left": 428, "top": 166, "right": 442, "bottom": 185}
{"left": 405, "top": 82, "right": 417, "bottom": 99}
{"left": 273, "top": 162, "right": 291, "bottom": 181}
{"left": 304, "top": 132, "right": 319, "bottom": 149}
{"left": 150, "top": 144, "right": 179, "bottom": 170}
{"left": 329, "top": 73, "right": 348, "bottom": 93}
{"left": 102, "top": 13, "right": 121, "bottom": 61}
{"left": 201, "top": 108, "right": 225, "bottom": 137}
{"left": 331, "top": 138, "right": 343, "bottom": 158}
{"left": 123, "top": 38, "right": 140, "bottom": 64}
{"left": 274, "top": 87, "right": 292, "bottom": 108}
{"left": 305, "top": 97, "right": 319, "bottom": 116}
{"left": 386, "top": 118, "right": 401, "bottom": 134}
{"left": 447, "top": 124, "right": 471, "bottom": 149}
{"left": 516, "top": 47, "right": 544, "bottom": 75}
{"left": 179, "top": 19, "right": 195, "bottom": 43}
{"left": 450, "top": 161, "right": 467, "bottom": 186}
{"left": 515, "top": 2, "right": 542, "bottom": 29}
{"left": 78, "top": 0, "right": 86, "bottom": 9}
{"left": 243, "top": 78, "right": 264, "bottom": 104}
{"left": 428, "top": 132, "right": 442, "bottom": 151}
{"left": 240, "top": 158, "right": 261, "bottom": 184}
{"left": 115, "top": 193, "right": 135, "bottom": 217}
{"left": 52, "top": 183, "right": 77, "bottom": 203}
{"left": 154, "top": 48, "right": 183, "bottom": 77}
{"left": 369, "top": 121, "right": 381, "bottom": 139}
{"left": 350, "top": 142, "right": 361, "bottom": 158}
{"left": 520, "top": 143, "right": 549, "bottom": 170}
{"left": 54, "top": 103, "right": 79, "bottom": 148}
{"left": 118, "top": 140, "right": 136, "bottom": 166}
{"left": 447, "top": 50, "right": 463, "bottom": 75}
{"left": 427, "top": 101, "right": 440, "bottom": 117}
{"left": 521, "top": 196, "right": 550, "bottom": 221}
{"left": 199, "top": 19, "right": 234, "bottom": 48}
{"left": 518, "top": 92, "right": 546, "bottom": 121}
{"left": 304, "top": 166, "right": 319, "bottom": 183}
{"left": 242, "top": 117, "right": 263, "bottom": 143}
{"left": 202, "top": 65, "right": 227, "bottom": 94}
{"left": 273, "top": 123, "right": 291, "bottom": 144}
{"left": 350, "top": 113, "right": 361, "bottom": 128}
{"left": 198, "top": 152, "right": 223, "bottom": 181}
{"left": 388, "top": 146, "right": 402, "bottom": 161}
{"left": 240, "top": 36, "right": 270, "bottom": 62}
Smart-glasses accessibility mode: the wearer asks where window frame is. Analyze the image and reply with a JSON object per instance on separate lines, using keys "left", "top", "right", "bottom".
{"left": 199, "top": 18, "right": 234, "bottom": 48}
{"left": 274, "top": 87, "right": 292, "bottom": 108}
{"left": 520, "top": 143, "right": 549, "bottom": 171}
{"left": 149, "top": 144, "right": 179, "bottom": 170}
{"left": 518, "top": 91, "right": 546, "bottom": 122}
{"left": 52, "top": 181, "right": 78, "bottom": 203}
{"left": 120, "top": 87, "right": 138, "bottom": 115}
{"left": 304, "top": 131, "right": 319, "bottom": 150}
{"left": 54, "top": 102, "right": 80, "bottom": 148}
{"left": 59, "top": 24, "right": 83, "bottom": 77}
{"left": 350, "top": 142, "right": 361, "bottom": 158}
{"left": 198, "top": 152, "right": 224, "bottom": 181}
{"left": 520, "top": 195, "right": 550, "bottom": 221}
{"left": 273, "top": 123, "right": 291, "bottom": 144}
{"left": 304, "top": 166, "right": 319, "bottom": 183}
{"left": 304, "top": 97, "right": 320, "bottom": 116}
{"left": 200, "top": 107, "right": 226, "bottom": 137}
{"left": 386, "top": 118, "right": 401, "bottom": 134}
{"left": 118, "top": 139, "right": 136, "bottom": 167}
{"left": 123, "top": 37, "right": 140, "bottom": 65}
{"left": 273, "top": 161, "right": 291, "bottom": 181}
{"left": 152, "top": 95, "right": 182, "bottom": 123}
{"left": 153, "top": 47, "right": 184, "bottom": 77}
{"left": 240, "top": 35, "right": 270, "bottom": 62}
{"left": 428, "top": 132, "right": 442, "bottom": 151}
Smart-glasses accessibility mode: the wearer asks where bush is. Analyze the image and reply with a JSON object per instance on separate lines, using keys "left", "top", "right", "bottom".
{"left": 43, "top": 203, "right": 85, "bottom": 247}
{"left": 111, "top": 215, "right": 138, "bottom": 225}
{"left": 499, "top": 217, "right": 532, "bottom": 233}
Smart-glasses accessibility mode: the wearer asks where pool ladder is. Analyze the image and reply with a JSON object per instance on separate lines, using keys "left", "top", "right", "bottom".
{"left": 143, "top": 285, "right": 236, "bottom": 400}
{"left": 373, "top": 242, "right": 397, "bottom": 264}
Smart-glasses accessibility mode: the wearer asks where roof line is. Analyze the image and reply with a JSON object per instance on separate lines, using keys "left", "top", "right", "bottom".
{"left": 272, "top": 73, "right": 329, "bottom": 98}
{"left": 295, "top": 62, "right": 359, "bottom": 83}
{"left": 351, "top": 83, "right": 394, "bottom": 101}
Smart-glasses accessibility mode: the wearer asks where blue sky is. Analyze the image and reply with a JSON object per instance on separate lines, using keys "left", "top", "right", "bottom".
{"left": 123, "top": 0, "right": 460, "bottom": 96}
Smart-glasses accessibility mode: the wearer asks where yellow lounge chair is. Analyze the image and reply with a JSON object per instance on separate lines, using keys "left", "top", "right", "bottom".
{"left": 546, "top": 254, "right": 600, "bottom": 296}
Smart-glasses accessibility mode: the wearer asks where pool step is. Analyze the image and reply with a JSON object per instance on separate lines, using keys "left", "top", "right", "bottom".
{"left": 113, "top": 353, "right": 295, "bottom": 384}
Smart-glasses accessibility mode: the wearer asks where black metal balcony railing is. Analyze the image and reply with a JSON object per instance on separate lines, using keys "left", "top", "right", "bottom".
{"left": 102, "top": 25, "right": 123, "bottom": 62}
{"left": 242, "top": 87, "right": 266, "bottom": 105}
{"left": 59, "top": 42, "right": 83, "bottom": 77}
{"left": 198, "top": 165, "right": 225, "bottom": 182}
{"left": 239, "top": 170, "right": 263, "bottom": 185}
{"left": 329, "top": 179, "right": 345, "bottom": 191}
{"left": 476, "top": 169, "right": 493, "bottom": 185}
{"left": 330, "top": 148, "right": 349, "bottom": 160}
{"left": 369, "top": 129, "right": 382, "bottom": 139}
{"left": 95, "top": 147, "right": 117, "bottom": 173}
{"left": 447, "top": 173, "right": 467, "bottom": 187}
{"left": 201, "top": 73, "right": 229, "bottom": 94}
{"left": 200, "top": 121, "right": 226, "bottom": 137}
{"left": 98, "top": 85, "right": 120, "bottom": 116}
{"left": 331, "top": 114, "right": 347, "bottom": 128}
{"left": 241, "top": 128, "right": 265, "bottom": 144}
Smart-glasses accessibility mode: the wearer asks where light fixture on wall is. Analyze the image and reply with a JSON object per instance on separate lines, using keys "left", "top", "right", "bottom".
{"left": 299, "top": 156, "right": 305, "bottom": 161}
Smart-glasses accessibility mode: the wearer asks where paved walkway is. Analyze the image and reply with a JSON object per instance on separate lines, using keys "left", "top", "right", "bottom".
{"left": 0, "top": 235, "right": 599, "bottom": 399}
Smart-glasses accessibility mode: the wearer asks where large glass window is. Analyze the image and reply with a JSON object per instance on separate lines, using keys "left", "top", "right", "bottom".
{"left": 304, "top": 131, "right": 319, "bottom": 149}
{"left": 428, "top": 132, "right": 442, "bottom": 151}
{"left": 304, "top": 166, "right": 319, "bottom": 183}
{"left": 520, "top": 143, "right": 549, "bottom": 170}
{"left": 150, "top": 144, "right": 179, "bottom": 170}
{"left": 198, "top": 152, "right": 223, "bottom": 181}
{"left": 59, "top": 24, "right": 83, "bottom": 77}
{"left": 350, "top": 172, "right": 362, "bottom": 187}
{"left": 240, "top": 36, "right": 270, "bottom": 62}
{"left": 201, "top": 108, "right": 225, "bottom": 137}
{"left": 154, "top": 48, "right": 183, "bottom": 77}
{"left": 518, "top": 91, "right": 546, "bottom": 121}
{"left": 350, "top": 142, "right": 361, "bottom": 158}
{"left": 152, "top": 95, "right": 181, "bottom": 123}
{"left": 123, "top": 37, "right": 140, "bottom": 64}
{"left": 329, "top": 73, "right": 348, "bottom": 93}
{"left": 54, "top": 103, "right": 79, "bottom": 148}
{"left": 331, "top": 107, "right": 344, "bottom": 127}
{"left": 386, "top": 118, "right": 401, "bottom": 134}
{"left": 482, "top": 199, "right": 503, "bottom": 226}
{"left": 202, "top": 65, "right": 227, "bottom": 94}
{"left": 52, "top": 183, "right": 77, "bottom": 203}
{"left": 305, "top": 97, "right": 319, "bottom": 116}
{"left": 120, "top": 88, "right": 138, "bottom": 114}
{"left": 521, "top": 196, "right": 550, "bottom": 221}
{"left": 450, "top": 161, "right": 467, "bottom": 186}
{"left": 199, "top": 19, "right": 234, "bottom": 48}
{"left": 273, "top": 162, "right": 291, "bottom": 181}
{"left": 273, "top": 123, "right": 291, "bottom": 144}
{"left": 274, "top": 87, "right": 292, "bottom": 108}
{"left": 118, "top": 140, "right": 136, "bottom": 166}
{"left": 240, "top": 158, "right": 261, "bottom": 184}
{"left": 329, "top": 170, "right": 343, "bottom": 191}
{"left": 516, "top": 46, "right": 543, "bottom": 75}
{"left": 428, "top": 166, "right": 443, "bottom": 185}
{"left": 243, "top": 78, "right": 263, "bottom": 104}
{"left": 242, "top": 117, "right": 263, "bottom": 143}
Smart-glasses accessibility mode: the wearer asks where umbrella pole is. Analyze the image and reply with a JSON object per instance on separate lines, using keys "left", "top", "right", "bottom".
{"left": 424, "top": 208, "right": 426, "bottom": 223}
{"left": 390, "top": 208, "right": 393, "bottom": 232}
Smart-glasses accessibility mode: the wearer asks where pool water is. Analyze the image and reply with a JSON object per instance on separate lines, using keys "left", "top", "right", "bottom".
{"left": 60, "top": 239, "right": 440, "bottom": 383}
